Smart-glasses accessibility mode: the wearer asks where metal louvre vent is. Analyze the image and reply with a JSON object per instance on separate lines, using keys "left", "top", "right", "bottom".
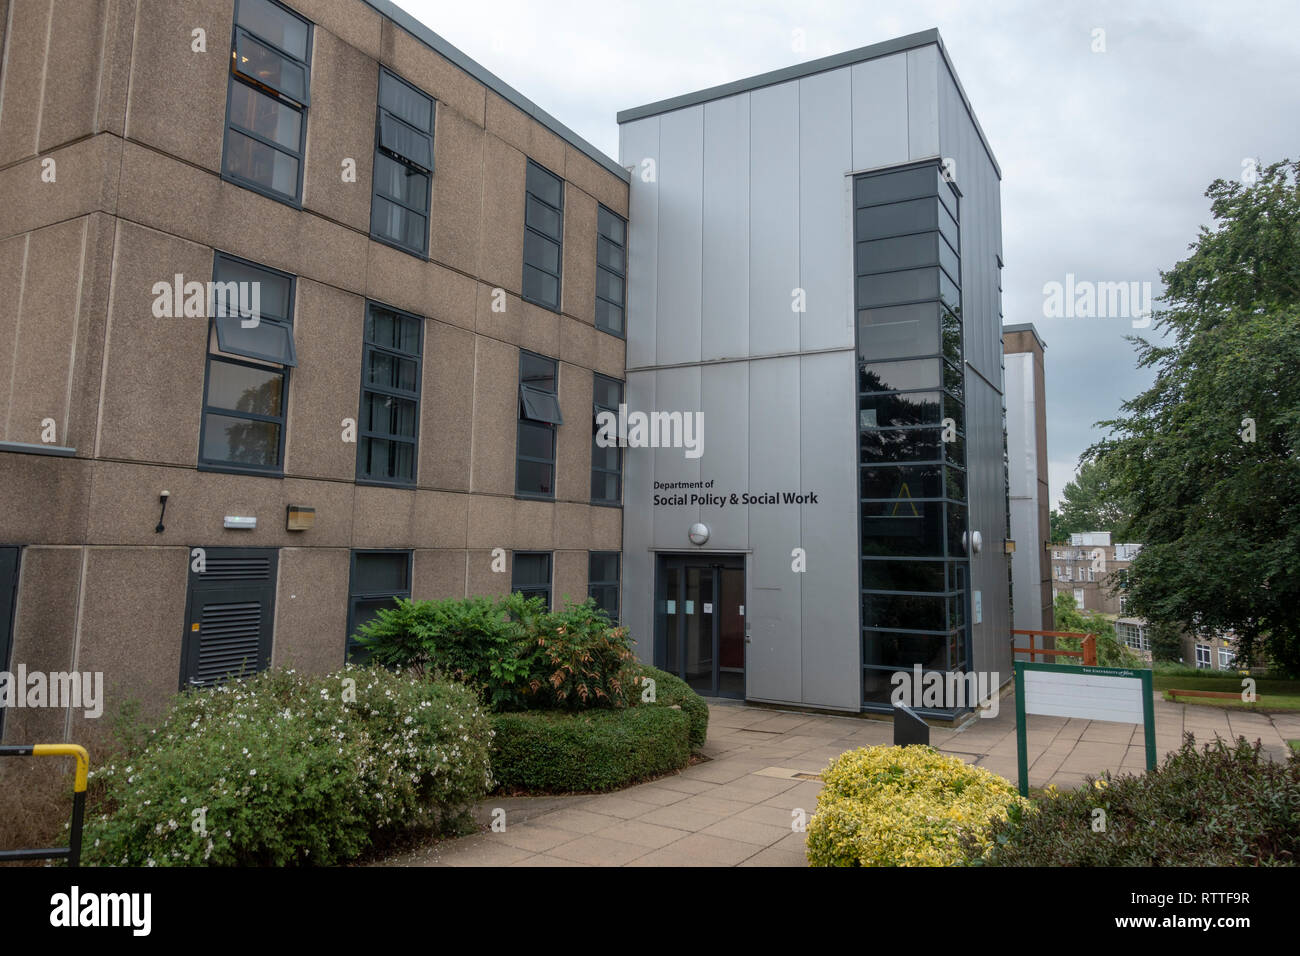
{"left": 194, "top": 601, "right": 264, "bottom": 686}
{"left": 201, "top": 555, "right": 273, "bottom": 582}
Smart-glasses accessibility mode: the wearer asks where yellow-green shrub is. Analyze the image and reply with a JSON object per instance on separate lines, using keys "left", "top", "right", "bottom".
{"left": 806, "top": 745, "right": 1029, "bottom": 867}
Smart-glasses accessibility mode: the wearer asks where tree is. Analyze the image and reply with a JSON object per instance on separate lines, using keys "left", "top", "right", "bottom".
{"left": 1148, "top": 621, "right": 1183, "bottom": 664}
{"left": 1049, "top": 457, "right": 1131, "bottom": 541}
{"left": 1052, "top": 593, "right": 1143, "bottom": 669}
{"left": 1090, "top": 159, "right": 1300, "bottom": 675}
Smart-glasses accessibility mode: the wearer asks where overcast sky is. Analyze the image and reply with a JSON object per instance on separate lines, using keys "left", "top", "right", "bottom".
{"left": 394, "top": 0, "right": 1300, "bottom": 508}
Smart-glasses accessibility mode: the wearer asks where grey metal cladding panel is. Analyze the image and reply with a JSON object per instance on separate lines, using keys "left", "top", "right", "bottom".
{"left": 798, "top": 351, "right": 860, "bottom": 710}
{"left": 621, "top": 118, "right": 660, "bottom": 368}
{"left": 655, "top": 107, "right": 705, "bottom": 366}
{"left": 851, "top": 53, "right": 909, "bottom": 171}
{"left": 746, "top": 356, "right": 802, "bottom": 702}
{"left": 937, "top": 61, "right": 999, "bottom": 384}
{"left": 906, "top": 46, "right": 940, "bottom": 160}
{"left": 651, "top": 366, "right": 702, "bottom": 549}
{"left": 798, "top": 69, "right": 855, "bottom": 353}
{"left": 699, "top": 362, "right": 749, "bottom": 548}
{"left": 748, "top": 82, "right": 801, "bottom": 357}
{"left": 968, "top": 377, "right": 1011, "bottom": 682}
{"left": 622, "top": 370, "right": 657, "bottom": 662}
{"left": 701, "top": 95, "right": 751, "bottom": 362}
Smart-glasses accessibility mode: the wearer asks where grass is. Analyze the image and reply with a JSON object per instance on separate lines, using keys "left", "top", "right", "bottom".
{"left": 1289, "top": 740, "right": 1300, "bottom": 754}
{"left": 1153, "top": 672, "right": 1300, "bottom": 711}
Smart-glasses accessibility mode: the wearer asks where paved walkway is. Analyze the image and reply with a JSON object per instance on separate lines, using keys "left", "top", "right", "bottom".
{"left": 384, "top": 693, "right": 1300, "bottom": 867}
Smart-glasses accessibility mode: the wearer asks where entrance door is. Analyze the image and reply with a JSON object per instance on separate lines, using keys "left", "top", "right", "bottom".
{"left": 656, "top": 554, "right": 745, "bottom": 699}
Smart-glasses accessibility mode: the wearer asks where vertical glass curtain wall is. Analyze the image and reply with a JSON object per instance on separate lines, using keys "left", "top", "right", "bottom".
{"left": 854, "top": 162, "right": 971, "bottom": 713}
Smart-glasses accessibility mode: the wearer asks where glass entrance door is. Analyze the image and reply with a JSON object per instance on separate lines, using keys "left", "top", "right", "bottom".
{"left": 655, "top": 554, "right": 745, "bottom": 699}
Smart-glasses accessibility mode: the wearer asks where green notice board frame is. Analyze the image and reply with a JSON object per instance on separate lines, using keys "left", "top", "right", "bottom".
{"left": 1013, "top": 661, "right": 1156, "bottom": 797}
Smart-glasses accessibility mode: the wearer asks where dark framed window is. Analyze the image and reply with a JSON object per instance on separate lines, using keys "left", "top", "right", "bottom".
{"left": 853, "top": 160, "right": 969, "bottom": 714}
{"left": 346, "top": 550, "right": 411, "bottom": 663}
{"left": 371, "top": 69, "right": 434, "bottom": 256}
{"left": 512, "top": 552, "right": 552, "bottom": 608}
{"left": 595, "top": 206, "right": 626, "bottom": 335}
{"left": 523, "top": 160, "right": 563, "bottom": 311}
{"left": 221, "top": 0, "right": 312, "bottom": 205}
{"left": 200, "top": 254, "right": 296, "bottom": 474}
{"left": 517, "top": 351, "right": 562, "bottom": 498}
{"left": 588, "top": 551, "right": 620, "bottom": 621}
{"left": 357, "top": 302, "right": 423, "bottom": 485}
{"left": 591, "top": 373, "right": 623, "bottom": 504}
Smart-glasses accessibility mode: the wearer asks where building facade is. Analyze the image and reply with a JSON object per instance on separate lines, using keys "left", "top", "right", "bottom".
{"left": 1003, "top": 323, "right": 1052, "bottom": 635}
{"left": 617, "top": 30, "right": 1010, "bottom": 715}
{"left": 0, "top": 0, "right": 629, "bottom": 746}
{"left": 1, "top": 3, "right": 1012, "bottom": 747}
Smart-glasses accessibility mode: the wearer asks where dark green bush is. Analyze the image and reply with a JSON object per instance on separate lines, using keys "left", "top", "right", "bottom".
{"left": 83, "top": 666, "right": 492, "bottom": 866}
{"left": 636, "top": 664, "right": 709, "bottom": 749}
{"left": 354, "top": 594, "right": 640, "bottom": 712}
{"left": 491, "top": 705, "right": 692, "bottom": 792}
{"left": 981, "top": 734, "right": 1300, "bottom": 866}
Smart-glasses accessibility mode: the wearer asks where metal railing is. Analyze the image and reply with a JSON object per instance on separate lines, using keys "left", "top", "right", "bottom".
{"left": 0, "top": 744, "right": 89, "bottom": 866}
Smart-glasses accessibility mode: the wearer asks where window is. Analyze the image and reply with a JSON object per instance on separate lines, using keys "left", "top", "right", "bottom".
{"left": 222, "top": 0, "right": 312, "bottom": 204}
{"left": 517, "top": 351, "right": 562, "bottom": 497}
{"left": 1218, "top": 646, "right": 1235, "bottom": 669}
{"left": 200, "top": 254, "right": 296, "bottom": 473}
{"left": 512, "top": 552, "right": 552, "bottom": 608}
{"left": 346, "top": 550, "right": 411, "bottom": 663}
{"left": 595, "top": 206, "right": 626, "bottom": 335}
{"left": 588, "top": 552, "right": 620, "bottom": 621}
{"left": 1196, "top": 644, "right": 1211, "bottom": 669}
{"left": 371, "top": 69, "right": 434, "bottom": 256}
{"left": 592, "top": 374, "right": 623, "bottom": 504}
{"left": 523, "top": 161, "right": 563, "bottom": 310}
{"left": 1073, "top": 589, "right": 1085, "bottom": 609}
{"left": 357, "top": 302, "right": 423, "bottom": 485}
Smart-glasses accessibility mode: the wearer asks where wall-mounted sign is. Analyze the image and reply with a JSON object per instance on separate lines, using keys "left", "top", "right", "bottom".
{"left": 703, "top": 603, "right": 713, "bottom": 614}
{"left": 973, "top": 590, "right": 982, "bottom": 624}
{"left": 223, "top": 516, "right": 256, "bottom": 530}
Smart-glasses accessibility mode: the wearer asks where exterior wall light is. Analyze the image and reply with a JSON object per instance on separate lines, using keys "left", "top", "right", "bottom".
{"left": 688, "top": 522, "right": 710, "bottom": 546}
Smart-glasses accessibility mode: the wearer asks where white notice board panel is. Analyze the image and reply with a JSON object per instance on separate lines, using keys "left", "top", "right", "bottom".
{"left": 1023, "top": 667, "right": 1145, "bottom": 724}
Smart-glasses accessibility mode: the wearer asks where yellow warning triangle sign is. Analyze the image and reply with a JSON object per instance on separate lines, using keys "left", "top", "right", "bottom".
{"left": 890, "top": 482, "right": 920, "bottom": 517}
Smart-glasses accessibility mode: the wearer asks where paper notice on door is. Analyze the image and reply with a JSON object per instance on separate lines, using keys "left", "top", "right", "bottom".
{"left": 703, "top": 603, "right": 713, "bottom": 614}
{"left": 685, "top": 601, "right": 694, "bottom": 614}
{"left": 739, "top": 605, "right": 744, "bottom": 615}
{"left": 666, "top": 600, "right": 676, "bottom": 613}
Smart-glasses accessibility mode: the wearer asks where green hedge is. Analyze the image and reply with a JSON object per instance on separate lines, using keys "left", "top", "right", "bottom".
{"left": 637, "top": 664, "right": 709, "bottom": 749}
{"left": 491, "top": 705, "right": 692, "bottom": 793}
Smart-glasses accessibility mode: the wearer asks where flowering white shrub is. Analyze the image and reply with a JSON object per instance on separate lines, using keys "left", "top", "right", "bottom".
{"left": 84, "top": 666, "right": 493, "bottom": 866}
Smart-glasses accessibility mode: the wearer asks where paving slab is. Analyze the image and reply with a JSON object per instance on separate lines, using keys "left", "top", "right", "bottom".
{"left": 388, "top": 691, "right": 1293, "bottom": 867}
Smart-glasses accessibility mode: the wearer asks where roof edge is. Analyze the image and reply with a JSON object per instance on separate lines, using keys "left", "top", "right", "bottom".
{"left": 1002, "top": 323, "right": 1048, "bottom": 351}
{"left": 617, "top": 29, "right": 941, "bottom": 124}
{"left": 360, "top": 0, "right": 629, "bottom": 181}
{"left": 616, "top": 28, "right": 1000, "bottom": 180}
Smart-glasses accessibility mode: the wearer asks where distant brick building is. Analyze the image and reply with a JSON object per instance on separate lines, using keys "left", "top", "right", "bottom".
{"left": 1045, "top": 532, "right": 1240, "bottom": 671}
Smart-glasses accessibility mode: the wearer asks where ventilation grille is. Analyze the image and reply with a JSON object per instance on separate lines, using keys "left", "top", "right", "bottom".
{"left": 194, "top": 601, "right": 263, "bottom": 686}
{"left": 201, "top": 555, "right": 273, "bottom": 582}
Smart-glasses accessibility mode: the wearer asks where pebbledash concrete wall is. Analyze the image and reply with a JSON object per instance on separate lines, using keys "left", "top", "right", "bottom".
{"left": 0, "top": 0, "right": 628, "bottom": 750}
{"left": 617, "top": 30, "right": 1010, "bottom": 712}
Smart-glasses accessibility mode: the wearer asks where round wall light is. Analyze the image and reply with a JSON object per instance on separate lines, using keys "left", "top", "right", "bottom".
{"left": 688, "top": 522, "right": 710, "bottom": 546}
{"left": 962, "top": 530, "right": 983, "bottom": 554}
